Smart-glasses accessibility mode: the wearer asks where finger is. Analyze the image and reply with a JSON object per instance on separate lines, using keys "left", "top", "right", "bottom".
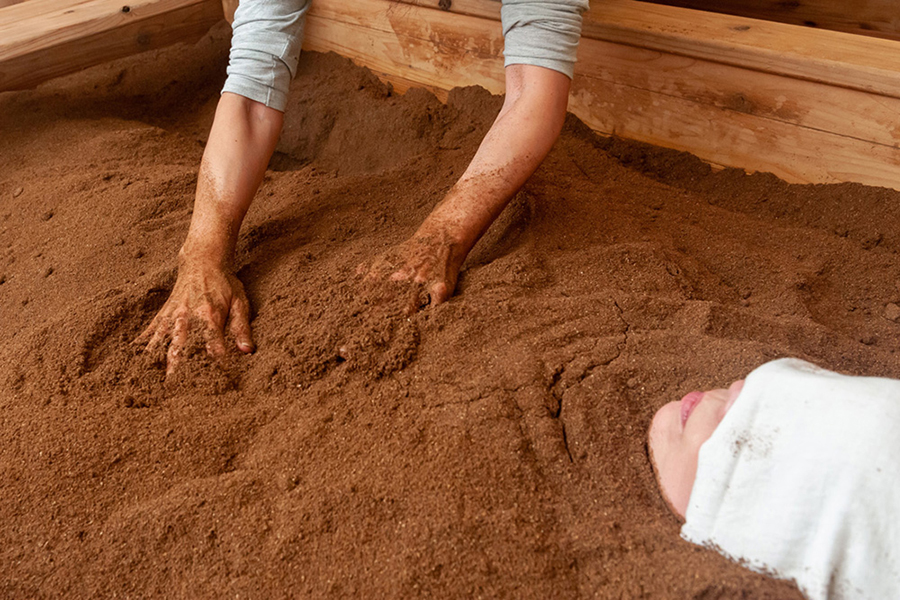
{"left": 196, "top": 301, "right": 227, "bottom": 333}
{"left": 406, "top": 283, "right": 430, "bottom": 316}
{"left": 133, "top": 314, "right": 162, "bottom": 346}
{"left": 146, "top": 328, "right": 168, "bottom": 353}
{"left": 428, "top": 281, "right": 451, "bottom": 306}
{"left": 166, "top": 317, "right": 189, "bottom": 378}
{"left": 145, "top": 317, "right": 172, "bottom": 353}
{"left": 229, "top": 295, "right": 255, "bottom": 353}
{"left": 205, "top": 324, "right": 227, "bottom": 361}
{"left": 390, "top": 268, "right": 412, "bottom": 282}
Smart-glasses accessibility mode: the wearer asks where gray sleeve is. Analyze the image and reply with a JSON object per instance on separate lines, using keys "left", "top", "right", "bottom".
{"left": 222, "top": 0, "right": 311, "bottom": 112}
{"left": 501, "top": 0, "right": 589, "bottom": 79}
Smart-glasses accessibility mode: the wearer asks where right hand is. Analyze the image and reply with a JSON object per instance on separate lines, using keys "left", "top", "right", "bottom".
{"left": 135, "top": 261, "right": 254, "bottom": 377}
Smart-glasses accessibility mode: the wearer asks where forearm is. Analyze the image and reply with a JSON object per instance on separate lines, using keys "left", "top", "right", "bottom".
{"left": 426, "top": 64, "right": 570, "bottom": 253}
{"left": 181, "top": 92, "right": 283, "bottom": 269}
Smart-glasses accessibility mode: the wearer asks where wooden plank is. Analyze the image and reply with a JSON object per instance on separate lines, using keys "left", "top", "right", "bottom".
{"left": 582, "top": 0, "right": 900, "bottom": 100}
{"left": 640, "top": 0, "right": 900, "bottom": 42}
{"left": 392, "top": 0, "right": 900, "bottom": 100}
{"left": 0, "top": 0, "right": 91, "bottom": 21}
{"left": 395, "top": 0, "right": 500, "bottom": 21}
{"left": 570, "top": 40, "right": 900, "bottom": 187}
{"left": 305, "top": 0, "right": 505, "bottom": 95}
{"left": 574, "top": 37, "right": 900, "bottom": 150}
{"left": 0, "top": 0, "right": 224, "bottom": 92}
{"left": 304, "top": 0, "right": 900, "bottom": 190}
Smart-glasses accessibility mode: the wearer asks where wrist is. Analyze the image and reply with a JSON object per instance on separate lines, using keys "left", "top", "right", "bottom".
{"left": 413, "top": 213, "right": 477, "bottom": 274}
{"left": 424, "top": 184, "right": 501, "bottom": 252}
{"left": 178, "top": 203, "right": 242, "bottom": 271}
{"left": 178, "top": 233, "right": 235, "bottom": 272}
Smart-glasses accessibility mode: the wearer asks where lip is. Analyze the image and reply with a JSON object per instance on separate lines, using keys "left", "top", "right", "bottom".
{"left": 680, "top": 391, "right": 704, "bottom": 429}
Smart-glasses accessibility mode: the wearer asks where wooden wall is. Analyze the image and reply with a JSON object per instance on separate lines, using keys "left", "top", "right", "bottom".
{"left": 0, "top": 0, "right": 224, "bottom": 91}
{"left": 4, "top": 0, "right": 900, "bottom": 191}
{"left": 301, "top": 0, "right": 900, "bottom": 191}
{"left": 641, "top": 0, "right": 900, "bottom": 42}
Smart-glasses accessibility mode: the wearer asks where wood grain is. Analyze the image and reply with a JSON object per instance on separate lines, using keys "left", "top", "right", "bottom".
{"left": 8, "top": 0, "right": 900, "bottom": 189}
{"left": 0, "top": 0, "right": 224, "bottom": 91}
{"left": 305, "top": 0, "right": 506, "bottom": 95}
{"left": 304, "top": 0, "right": 900, "bottom": 189}
{"left": 389, "top": 0, "right": 900, "bottom": 99}
{"left": 641, "top": 0, "right": 900, "bottom": 42}
{"left": 574, "top": 36, "right": 900, "bottom": 150}
{"left": 570, "top": 40, "right": 900, "bottom": 187}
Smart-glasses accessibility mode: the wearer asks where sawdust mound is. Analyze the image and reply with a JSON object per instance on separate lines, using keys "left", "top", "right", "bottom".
{"left": 2, "top": 22, "right": 898, "bottom": 598}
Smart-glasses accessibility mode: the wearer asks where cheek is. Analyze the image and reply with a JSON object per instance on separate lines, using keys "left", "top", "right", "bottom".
{"left": 683, "top": 402, "right": 725, "bottom": 451}
{"left": 649, "top": 403, "right": 688, "bottom": 466}
{"left": 649, "top": 402, "right": 700, "bottom": 518}
{"left": 681, "top": 427, "right": 713, "bottom": 459}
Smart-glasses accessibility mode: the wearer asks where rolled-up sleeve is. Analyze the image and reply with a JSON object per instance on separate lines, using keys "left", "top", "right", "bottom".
{"left": 222, "top": 0, "right": 311, "bottom": 112}
{"left": 501, "top": 0, "right": 589, "bottom": 79}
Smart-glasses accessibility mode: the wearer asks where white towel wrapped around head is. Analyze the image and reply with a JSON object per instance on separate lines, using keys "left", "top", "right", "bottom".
{"left": 682, "top": 358, "right": 900, "bottom": 599}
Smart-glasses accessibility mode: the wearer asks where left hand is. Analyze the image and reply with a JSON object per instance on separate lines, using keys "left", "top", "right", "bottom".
{"left": 358, "top": 228, "right": 462, "bottom": 315}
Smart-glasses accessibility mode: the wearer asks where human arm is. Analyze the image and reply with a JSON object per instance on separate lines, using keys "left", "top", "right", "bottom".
{"left": 136, "top": 93, "right": 282, "bottom": 374}
{"left": 372, "top": 64, "right": 571, "bottom": 310}
{"left": 362, "top": 0, "right": 587, "bottom": 311}
{"left": 137, "top": 0, "right": 309, "bottom": 375}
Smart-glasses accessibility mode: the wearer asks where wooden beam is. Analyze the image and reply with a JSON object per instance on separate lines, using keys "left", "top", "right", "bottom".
{"left": 574, "top": 36, "right": 900, "bottom": 149}
{"left": 304, "top": 0, "right": 505, "bottom": 95}
{"left": 640, "top": 0, "right": 900, "bottom": 43}
{"left": 396, "top": 0, "right": 900, "bottom": 99}
{"left": 304, "top": 0, "right": 900, "bottom": 190}
{"left": 583, "top": 0, "right": 900, "bottom": 100}
{"left": 570, "top": 38, "right": 900, "bottom": 187}
{"left": 0, "top": 0, "right": 224, "bottom": 92}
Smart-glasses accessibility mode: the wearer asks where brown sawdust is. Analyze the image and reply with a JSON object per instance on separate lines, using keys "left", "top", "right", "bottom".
{"left": 2, "top": 22, "right": 899, "bottom": 599}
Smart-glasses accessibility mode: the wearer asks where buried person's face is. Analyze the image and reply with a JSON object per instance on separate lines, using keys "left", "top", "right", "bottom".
{"left": 648, "top": 379, "right": 745, "bottom": 518}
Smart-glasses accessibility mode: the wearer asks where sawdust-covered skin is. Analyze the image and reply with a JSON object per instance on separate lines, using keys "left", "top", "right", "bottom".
{"left": 3, "top": 23, "right": 900, "bottom": 598}
{"left": 360, "top": 228, "right": 463, "bottom": 314}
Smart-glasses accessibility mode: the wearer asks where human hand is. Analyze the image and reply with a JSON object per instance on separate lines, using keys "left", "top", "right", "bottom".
{"left": 135, "top": 261, "right": 253, "bottom": 377}
{"left": 359, "top": 230, "right": 464, "bottom": 316}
